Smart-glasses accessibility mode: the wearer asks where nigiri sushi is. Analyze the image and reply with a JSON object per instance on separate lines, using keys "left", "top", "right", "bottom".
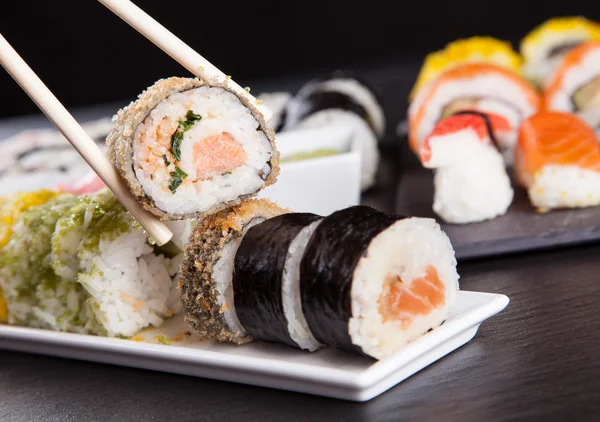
{"left": 543, "top": 41, "right": 600, "bottom": 134}
{"left": 515, "top": 111, "right": 600, "bottom": 211}
{"left": 408, "top": 63, "right": 540, "bottom": 165}
{"left": 107, "top": 77, "right": 279, "bottom": 221}
{"left": 521, "top": 16, "right": 600, "bottom": 88}
{"left": 420, "top": 112, "right": 514, "bottom": 224}
{"left": 409, "top": 36, "right": 524, "bottom": 102}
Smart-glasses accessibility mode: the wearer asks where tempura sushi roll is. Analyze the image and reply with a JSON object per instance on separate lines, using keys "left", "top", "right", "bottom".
{"left": 521, "top": 17, "right": 600, "bottom": 88}
{"left": 283, "top": 72, "right": 385, "bottom": 190}
{"left": 408, "top": 63, "right": 540, "bottom": 164}
{"left": 180, "top": 199, "right": 287, "bottom": 344}
{"left": 300, "top": 206, "right": 458, "bottom": 359}
{"left": 107, "top": 77, "right": 280, "bottom": 220}
{"left": 515, "top": 111, "right": 600, "bottom": 211}
{"left": 233, "top": 213, "right": 323, "bottom": 351}
{"left": 420, "top": 113, "right": 514, "bottom": 224}
{"left": 409, "top": 36, "right": 524, "bottom": 102}
{"left": 543, "top": 41, "right": 600, "bottom": 133}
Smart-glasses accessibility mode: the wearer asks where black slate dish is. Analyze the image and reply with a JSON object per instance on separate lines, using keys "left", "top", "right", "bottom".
{"left": 395, "top": 165, "right": 600, "bottom": 260}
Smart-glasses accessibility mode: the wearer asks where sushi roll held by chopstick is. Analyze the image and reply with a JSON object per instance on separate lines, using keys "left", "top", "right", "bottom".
{"left": 107, "top": 77, "right": 280, "bottom": 221}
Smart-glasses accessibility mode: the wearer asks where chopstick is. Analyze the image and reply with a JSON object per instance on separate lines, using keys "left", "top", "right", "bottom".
{"left": 97, "top": 0, "right": 273, "bottom": 122}
{"left": 0, "top": 33, "right": 173, "bottom": 246}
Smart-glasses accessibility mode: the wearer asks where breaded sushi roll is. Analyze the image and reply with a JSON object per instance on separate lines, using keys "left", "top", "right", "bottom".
{"left": 232, "top": 213, "right": 323, "bottom": 351}
{"left": 543, "top": 41, "right": 600, "bottom": 133}
{"left": 515, "top": 111, "right": 600, "bottom": 211}
{"left": 409, "top": 36, "right": 524, "bottom": 102}
{"left": 408, "top": 63, "right": 540, "bottom": 164}
{"left": 283, "top": 71, "right": 385, "bottom": 190}
{"left": 300, "top": 206, "right": 459, "bottom": 359}
{"left": 107, "top": 77, "right": 280, "bottom": 220}
{"left": 179, "top": 199, "right": 287, "bottom": 344}
{"left": 521, "top": 17, "right": 600, "bottom": 88}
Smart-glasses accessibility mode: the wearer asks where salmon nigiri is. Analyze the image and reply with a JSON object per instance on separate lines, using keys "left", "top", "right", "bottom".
{"left": 515, "top": 111, "right": 600, "bottom": 211}
{"left": 421, "top": 112, "right": 514, "bottom": 224}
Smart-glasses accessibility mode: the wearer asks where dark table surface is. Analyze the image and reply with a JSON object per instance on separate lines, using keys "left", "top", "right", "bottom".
{"left": 2, "top": 63, "right": 600, "bottom": 421}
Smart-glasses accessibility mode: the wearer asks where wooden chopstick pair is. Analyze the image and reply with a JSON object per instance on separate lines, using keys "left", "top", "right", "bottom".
{"left": 0, "top": 0, "right": 272, "bottom": 246}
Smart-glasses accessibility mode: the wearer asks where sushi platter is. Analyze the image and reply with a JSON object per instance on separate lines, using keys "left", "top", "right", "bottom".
{"left": 0, "top": 290, "right": 508, "bottom": 402}
{"left": 2, "top": 1, "right": 599, "bottom": 406}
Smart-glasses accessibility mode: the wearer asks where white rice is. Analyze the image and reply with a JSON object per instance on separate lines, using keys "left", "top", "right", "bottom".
{"left": 132, "top": 86, "right": 274, "bottom": 215}
{"left": 211, "top": 218, "right": 265, "bottom": 337}
{"left": 545, "top": 46, "right": 600, "bottom": 112}
{"left": 348, "top": 217, "right": 459, "bottom": 360}
{"left": 281, "top": 219, "right": 323, "bottom": 351}
{"left": 77, "top": 227, "right": 180, "bottom": 338}
{"left": 528, "top": 164, "right": 600, "bottom": 210}
{"left": 432, "top": 143, "right": 514, "bottom": 224}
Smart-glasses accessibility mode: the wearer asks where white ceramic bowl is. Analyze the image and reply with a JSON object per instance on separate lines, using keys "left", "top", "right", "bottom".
{"left": 258, "top": 125, "right": 362, "bottom": 215}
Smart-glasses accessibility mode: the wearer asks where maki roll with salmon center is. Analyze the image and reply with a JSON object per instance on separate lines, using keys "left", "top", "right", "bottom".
{"left": 300, "top": 206, "right": 458, "bottom": 359}
{"left": 107, "top": 77, "right": 279, "bottom": 221}
{"left": 180, "top": 199, "right": 287, "bottom": 344}
{"left": 233, "top": 212, "right": 324, "bottom": 351}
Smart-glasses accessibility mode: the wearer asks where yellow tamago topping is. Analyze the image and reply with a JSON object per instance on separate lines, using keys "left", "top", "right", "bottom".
{"left": 521, "top": 16, "right": 600, "bottom": 59}
{"left": 409, "top": 36, "right": 523, "bottom": 102}
{"left": 0, "top": 189, "right": 58, "bottom": 323}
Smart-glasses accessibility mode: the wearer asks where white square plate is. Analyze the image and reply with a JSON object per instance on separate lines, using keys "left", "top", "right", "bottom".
{"left": 0, "top": 290, "right": 508, "bottom": 402}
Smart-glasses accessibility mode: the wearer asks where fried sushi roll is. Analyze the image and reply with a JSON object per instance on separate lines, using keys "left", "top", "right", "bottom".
{"left": 233, "top": 213, "right": 324, "bottom": 351}
{"left": 300, "top": 206, "right": 459, "bottom": 359}
{"left": 107, "top": 77, "right": 280, "bottom": 220}
{"left": 179, "top": 199, "right": 287, "bottom": 344}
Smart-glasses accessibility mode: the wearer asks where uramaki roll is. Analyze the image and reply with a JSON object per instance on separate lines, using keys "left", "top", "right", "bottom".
{"left": 107, "top": 77, "right": 279, "bottom": 220}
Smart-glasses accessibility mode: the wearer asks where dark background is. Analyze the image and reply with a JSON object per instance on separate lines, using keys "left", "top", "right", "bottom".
{"left": 1, "top": 1, "right": 600, "bottom": 119}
